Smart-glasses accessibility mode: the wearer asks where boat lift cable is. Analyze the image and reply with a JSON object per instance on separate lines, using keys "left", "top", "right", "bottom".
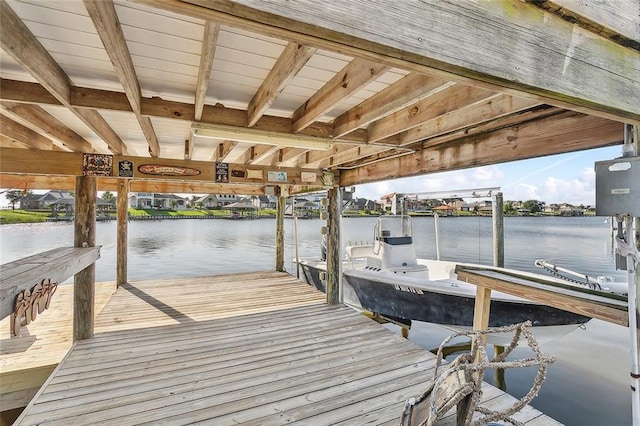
{"left": 534, "top": 259, "right": 602, "bottom": 290}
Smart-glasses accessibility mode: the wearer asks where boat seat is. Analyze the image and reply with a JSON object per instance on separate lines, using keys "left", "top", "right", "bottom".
{"left": 345, "top": 245, "right": 374, "bottom": 259}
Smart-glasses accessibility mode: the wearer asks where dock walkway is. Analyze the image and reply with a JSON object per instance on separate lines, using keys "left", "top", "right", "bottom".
{"left": 12, "top": 272, "right": 560, "bottom": 425}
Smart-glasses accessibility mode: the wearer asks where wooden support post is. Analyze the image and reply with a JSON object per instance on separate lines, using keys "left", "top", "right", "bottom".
{"left": 632, "top": 124, "right": 640, "bottom": 423}
{"left": 116, "top": 179, "right": 128, "bottom": 287}
{"left": 326, "top": 188, "right": 340, "bottom": 305}
{"left": 73, "top": 175, "right": 96, "bottom": 341}
{"left": 275, "top": 194, "right": 285, "bottom": 272}
{"left": 492, "top": 191, "right": 504, "bottom": 268}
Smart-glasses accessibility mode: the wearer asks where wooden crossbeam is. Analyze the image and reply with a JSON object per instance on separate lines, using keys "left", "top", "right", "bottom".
{"left": 455, "top": 267, "right": 629, "bottom": 327}
{"left": 194, "top": 21, "right": 220, "bottom": 122}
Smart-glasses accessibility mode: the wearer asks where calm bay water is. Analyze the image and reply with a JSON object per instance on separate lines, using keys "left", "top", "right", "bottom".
{"left": 0, "top": 216, "right": 633, "bottom": 425}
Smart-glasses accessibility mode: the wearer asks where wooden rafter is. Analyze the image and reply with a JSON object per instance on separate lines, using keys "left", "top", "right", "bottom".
{"left": 248, "top": 145, "right": 280, "bottom": 166}
{"left": 184, "top": 138, "right": 194, "bottom": 160}
{"left": 0, "top": 79, "right": 368, "bottom": 144}
{"left": 367, "top": 85, "right": 496, "bottom": 143}
{"left": 341, "top": 112, "right": 624, "bottom": 187}
{"left": 386, "top": 95, "right": 543, "bottom": 147}
{"left": 276, "top": 147, "right": 307, "bottom": 167}
{"left": 210, "top": 140, "right": 236, "bottom": 162}
{"left": 0, "top": 133, "right": 29, "bottom": 149}
{"left": 291, "top": 58, "right": 389, "bottom": 133}
{"left": 0, "top": 115, "right": 60, "bottom": 151}
{"left": 420, "top": 105, "right": 565, "bottom": 150}
{"left": 166, "top": 0, "right": 639, "bottom": 125}
{"left": 194, "top": 21, "right": 220, "bottom": 122}
{"left": 247, "top": 42, "right": 316, "bottom": 127}
{"left": 332, "top": 73, "right": 452, "bottom": 138}
{"left": 1, "top": 102, "right": 94, "bottom": 152}
{"left": 0, "top": 1, "right": 128, "bottom": 155}
{"left": 84, "top": 0, "right": 160, "bottom": 157}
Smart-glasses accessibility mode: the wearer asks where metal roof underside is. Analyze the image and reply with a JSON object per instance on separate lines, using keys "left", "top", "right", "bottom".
{"left": 0, "top": 0, "right": 638, "bottom": 194}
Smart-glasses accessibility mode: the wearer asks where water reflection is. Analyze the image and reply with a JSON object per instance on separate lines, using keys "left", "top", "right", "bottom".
{"left": 131, "top": 236, "right": 170, "bottom": 254}
{"left": 0, "top": 216, "right": 631, "bottom": 425}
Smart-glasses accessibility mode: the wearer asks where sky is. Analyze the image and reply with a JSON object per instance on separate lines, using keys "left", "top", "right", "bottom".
{"left": 0, "top": 145, "right": 626, "bottom": 208}
{"left": 351, "top": 145, "right": 624, "bottom": 207}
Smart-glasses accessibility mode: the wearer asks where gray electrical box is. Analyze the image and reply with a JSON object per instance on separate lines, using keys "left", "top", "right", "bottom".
{"left": 595, "top": 156, "right": 640, "bottom": 216}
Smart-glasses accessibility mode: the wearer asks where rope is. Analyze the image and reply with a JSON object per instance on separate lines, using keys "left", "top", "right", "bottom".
{"left": 616, "top": 237, "right": 640, "bottom": 264}
{"left": 400, "top": 321, "right": 555, "bottom": 426}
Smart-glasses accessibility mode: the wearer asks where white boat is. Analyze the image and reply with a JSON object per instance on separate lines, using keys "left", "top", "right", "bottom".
{"left": 297, "top": 215, "right": 605, "bottom": 343}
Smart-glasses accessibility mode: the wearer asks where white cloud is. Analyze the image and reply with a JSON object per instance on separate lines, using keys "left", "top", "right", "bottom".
{"left": 502, "top": 167, "right": 595, "bottom": 205}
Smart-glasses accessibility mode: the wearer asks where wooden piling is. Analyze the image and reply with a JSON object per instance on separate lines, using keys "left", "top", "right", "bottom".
{"left": 275, "top": 194, "right": 285, "bottom": 272}
{"left": 116, "top": 179, "right": 128, "bottom": 287}
{"left": 73, "top": 175, "right": 96, "bottom": 341}
{"left": 326, "top": 188, "right": 340, "bottom": 305}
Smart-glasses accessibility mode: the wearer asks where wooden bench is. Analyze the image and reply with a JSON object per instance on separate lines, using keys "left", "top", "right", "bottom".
{"left": 0, "top": 246, "right": 103, "bottom": 417}
{"left": 1, "top": 246, "right": 101, "bottom": 322}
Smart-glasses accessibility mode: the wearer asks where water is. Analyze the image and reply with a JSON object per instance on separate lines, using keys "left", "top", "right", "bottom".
{"left": 0, "top": 216, "right": 633, "bottom": 425}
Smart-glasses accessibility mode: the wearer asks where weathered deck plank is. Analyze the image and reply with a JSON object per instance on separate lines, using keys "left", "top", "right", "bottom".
{"left": 0, "top": 281, "right": 115, "bottom": 411}
{"left": 13, "top": 272, "right": 561, "bottom": 425}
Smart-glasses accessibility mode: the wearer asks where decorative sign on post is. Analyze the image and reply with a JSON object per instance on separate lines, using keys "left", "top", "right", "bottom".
{"left": 138, "top": 164, "right": 201, "bottom": 176}
{"left": 301, "top": 172, "right": 317, "bottom": 183}
{"left": 83, "top": 154, "right": 113, "bottom": 176}
{"left": 118, "top": 160, "right": 134, "bottom": 177}
{"left": 215, "top": 162, "right": 229, "bottom": 183}
{"left": 268, "top": 171, "right": 287, "bottom": 182}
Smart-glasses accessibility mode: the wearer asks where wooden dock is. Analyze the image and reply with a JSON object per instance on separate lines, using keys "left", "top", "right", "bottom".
{"left": 0, "top": 281, "right": 116, "bottom": 413}
{"left": 8, "top": 272, "right": 560, "bottom": 425}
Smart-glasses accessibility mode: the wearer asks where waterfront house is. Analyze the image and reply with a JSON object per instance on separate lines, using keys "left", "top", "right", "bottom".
{"left": 19, "top": 190, "right": 73, "bottom": 210}
{"left": 196, "top": 194, "right": 239, "bottom": 209}
{"left": 128, "top": 192, "right": 186, "bottom": 210}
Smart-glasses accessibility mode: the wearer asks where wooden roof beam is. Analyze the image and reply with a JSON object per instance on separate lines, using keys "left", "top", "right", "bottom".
{"left": 341, "top": 112, "right": 624, "bottom": 187}
{"left": 527, "top": 0, "right": 640, "bottom": 50}
{"left": 367, "top": 85, "right": 496, "bottom": 143}
{"left": 0, "top": 1, "right": 128, "bottom": 155}
{"left": 84, "top": 0, "right": 160, "bottom": 157}
{"left": 291, "top": 57, "right": 389, "bottom": 133}
{"left": 0, "top": 79, "right": 368, "bottom": 144}
{"left": 194, "top": 21, "right": 220, "bottom": 122}
{"left": 248, "top": 42, "right": 316, "bottom": 127}
{"left": 419, "top": 105, "right": 564, "bottom": 150}
{"left": 160, "top": 0, "right": 639, "bottom": 125}
{"left": 210, "top": 140, "right": 236, "bottom": 162}
{"left": 0, "top": 115, "right": 61, "bottom": 151}
{"left": 248, "top": 145, "right": 279, "bottom": 166}
{"left": 333, "top": 73, "right": 452, "bottom": 138}
{"left": 0, "top": 134, "right": 29, "bottom": 149}
{"left": 0, "top": 174, "right": 267, "bottom": 195}
{"left": 0, "top": 147, "right": 327, "bottom": 188}
{"left": 184, "top": 138, "right": 194, "bottom": 160}
{"left": 276, "top": 147, "right": 307, "bottom": 167}
{"left": 0, "top": 102, "right": 94, "bottom": 152}
{"left": 385, "top": 94, "right": 543, "bottom": 147}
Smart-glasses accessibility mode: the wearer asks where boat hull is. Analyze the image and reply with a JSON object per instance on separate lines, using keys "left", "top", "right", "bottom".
{"left": 296, "top": 259, "right": 591, "bottom": 328}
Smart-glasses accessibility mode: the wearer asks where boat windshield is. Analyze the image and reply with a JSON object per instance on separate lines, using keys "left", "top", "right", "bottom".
{"left": 374, "top": 215, "right": 413, "bottom": 242}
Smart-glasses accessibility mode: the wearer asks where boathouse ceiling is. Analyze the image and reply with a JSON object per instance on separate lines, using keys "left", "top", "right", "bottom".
{"left": 0, "top": 0, "right": 638, "bottom": 194}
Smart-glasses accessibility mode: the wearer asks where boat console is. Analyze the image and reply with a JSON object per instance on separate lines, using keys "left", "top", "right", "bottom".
{"left": 346, "top": 216, "right": 428, "bottom": 276}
